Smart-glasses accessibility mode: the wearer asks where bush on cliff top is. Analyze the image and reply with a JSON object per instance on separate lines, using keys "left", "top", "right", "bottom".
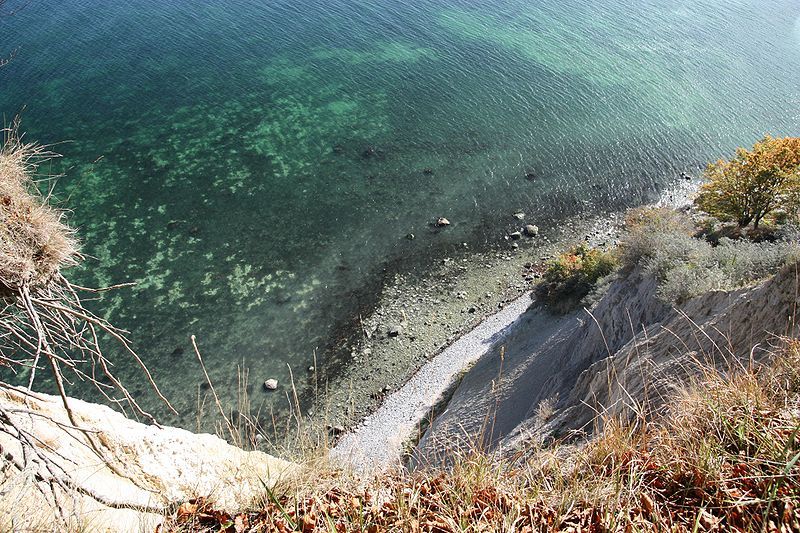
{"left": 620, "top": 207, "right": 800, "bottom": 303}
{"left": 0, "top": 124, "right": 173, "bottom": 444}
{"left": 0, "top": 128, "right": 77, "bottom": 293}
{"left": 536, "top": 243, "right": 617, "bottom": 313}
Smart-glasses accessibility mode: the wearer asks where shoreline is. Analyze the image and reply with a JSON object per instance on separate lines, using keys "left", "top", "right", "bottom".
{"left": 330, "top": 290, "right": 534, "bottom": 471}
{"left": 322, "top": 177, "right": 699, "bottom": 470}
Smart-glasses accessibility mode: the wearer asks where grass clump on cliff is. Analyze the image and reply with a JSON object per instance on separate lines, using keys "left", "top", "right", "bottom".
{"left": 0, "top": 131, "right": 78, "bottom": 293}
{"left": 162, "top": 337, "right": 800, "bottom": 532}
{"left": 536, "top": 243, "right": 617, "bottom": 313}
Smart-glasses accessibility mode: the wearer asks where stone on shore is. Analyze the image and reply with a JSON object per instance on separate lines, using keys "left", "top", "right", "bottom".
{"left": 387, "top": 324, "right": 404, "bottom": 337}
{"left": 525, "top": 224, "right": 539, "bottom": 237}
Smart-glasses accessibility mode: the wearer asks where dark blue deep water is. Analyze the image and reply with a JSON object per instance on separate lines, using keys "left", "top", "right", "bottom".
{"left": 1, "top": 0, "right": 799, "bottom": 427}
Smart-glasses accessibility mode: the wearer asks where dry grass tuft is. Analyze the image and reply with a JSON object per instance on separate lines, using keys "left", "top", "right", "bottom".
{"left": 0, "top": 125, "right": 78, "bottom": 293}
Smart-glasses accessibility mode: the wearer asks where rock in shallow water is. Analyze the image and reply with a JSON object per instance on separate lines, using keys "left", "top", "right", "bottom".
{"left": 263, "top": 378, "right": 278, "bottom": 391}
{"left": 525, "top": 224, "right": 539, "bottom": 237}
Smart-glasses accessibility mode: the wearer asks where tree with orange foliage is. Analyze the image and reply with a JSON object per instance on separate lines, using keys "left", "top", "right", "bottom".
{"left": 695, "top": 135, "right": 800, "bottom": 229}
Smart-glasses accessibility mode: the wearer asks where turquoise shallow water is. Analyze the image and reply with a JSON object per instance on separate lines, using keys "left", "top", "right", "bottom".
{"left": 1, "top": 0, "right": 799, "bottom": 428}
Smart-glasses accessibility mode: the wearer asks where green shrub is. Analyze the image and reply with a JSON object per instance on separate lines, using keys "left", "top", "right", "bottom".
{"left": 537, "top": 244, "right": 617, "bottom": 313}
{"left": 620, "top": 208, "right": 800, "bottom": 303}
{"left": 620, "top": 207, "right": 696, "bottom": 271}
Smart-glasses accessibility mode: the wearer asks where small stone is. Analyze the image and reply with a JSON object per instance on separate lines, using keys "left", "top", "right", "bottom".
{"left": 511, "top": 243, "right": 519, "bottom": 249}
{"left": 525, "top": 224, "right": 539, "bottom": 237}
{"left": 406, "top": 233, "right": 415, "bottom": 240}
{"left": 307, "top": 366, "right": 315, "bottom": 372}
{"left": 387, "top": 325, "right": 403, "bottom": 337}
{"left": 422, "top": 167, "right": 433, "bottom": 175}
{"left": 263, "top": 379, "right": 278, "bottom": 391}
{"left": 509, "top": 231, "right": 522, "bottom": 240}
{"left": 435, "top": 217, "right": 451, "bottom": 227}
{"left": 327, "top": 424, "right": 345, "bottom": 435}
{"left": 513, "top": 212, "right": 525, "bottom": 220}
{"left": 468, "top": 307, "right": 477, "bottom": 313}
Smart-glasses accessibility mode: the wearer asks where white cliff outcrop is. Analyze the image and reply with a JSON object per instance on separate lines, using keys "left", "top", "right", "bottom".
{"left": 0, "top": 387, "right": 295, "bottom": 532}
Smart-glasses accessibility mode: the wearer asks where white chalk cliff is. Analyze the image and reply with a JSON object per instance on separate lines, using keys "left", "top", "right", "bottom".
{"left": 0, "top": 387, "right": 294, "bottom": 532}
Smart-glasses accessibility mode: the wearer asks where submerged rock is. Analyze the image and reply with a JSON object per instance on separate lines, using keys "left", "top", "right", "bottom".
{"left": 513, "top": 212, "right": 525, "bottom": 220}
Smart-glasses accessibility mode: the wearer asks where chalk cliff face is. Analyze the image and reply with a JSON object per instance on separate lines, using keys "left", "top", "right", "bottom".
{"left": 0, "top": 387, "right": 295, "bottom": 532}
{"left": 415, "top": 263, "right": 800, "bottom": 463}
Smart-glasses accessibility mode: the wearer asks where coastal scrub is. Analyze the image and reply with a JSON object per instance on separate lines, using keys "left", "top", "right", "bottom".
{"left": 536, "top": 243, "right": 617, "bottom": 313}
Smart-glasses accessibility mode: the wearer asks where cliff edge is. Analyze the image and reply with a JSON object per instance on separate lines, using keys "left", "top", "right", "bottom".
{"left": 0, "top": 386, "right": 295, "bottom": 531}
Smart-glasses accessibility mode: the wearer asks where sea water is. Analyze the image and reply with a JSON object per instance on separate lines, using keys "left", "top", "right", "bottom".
{"left": 1, "top": 0, "right": 798, "bottom": 428}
